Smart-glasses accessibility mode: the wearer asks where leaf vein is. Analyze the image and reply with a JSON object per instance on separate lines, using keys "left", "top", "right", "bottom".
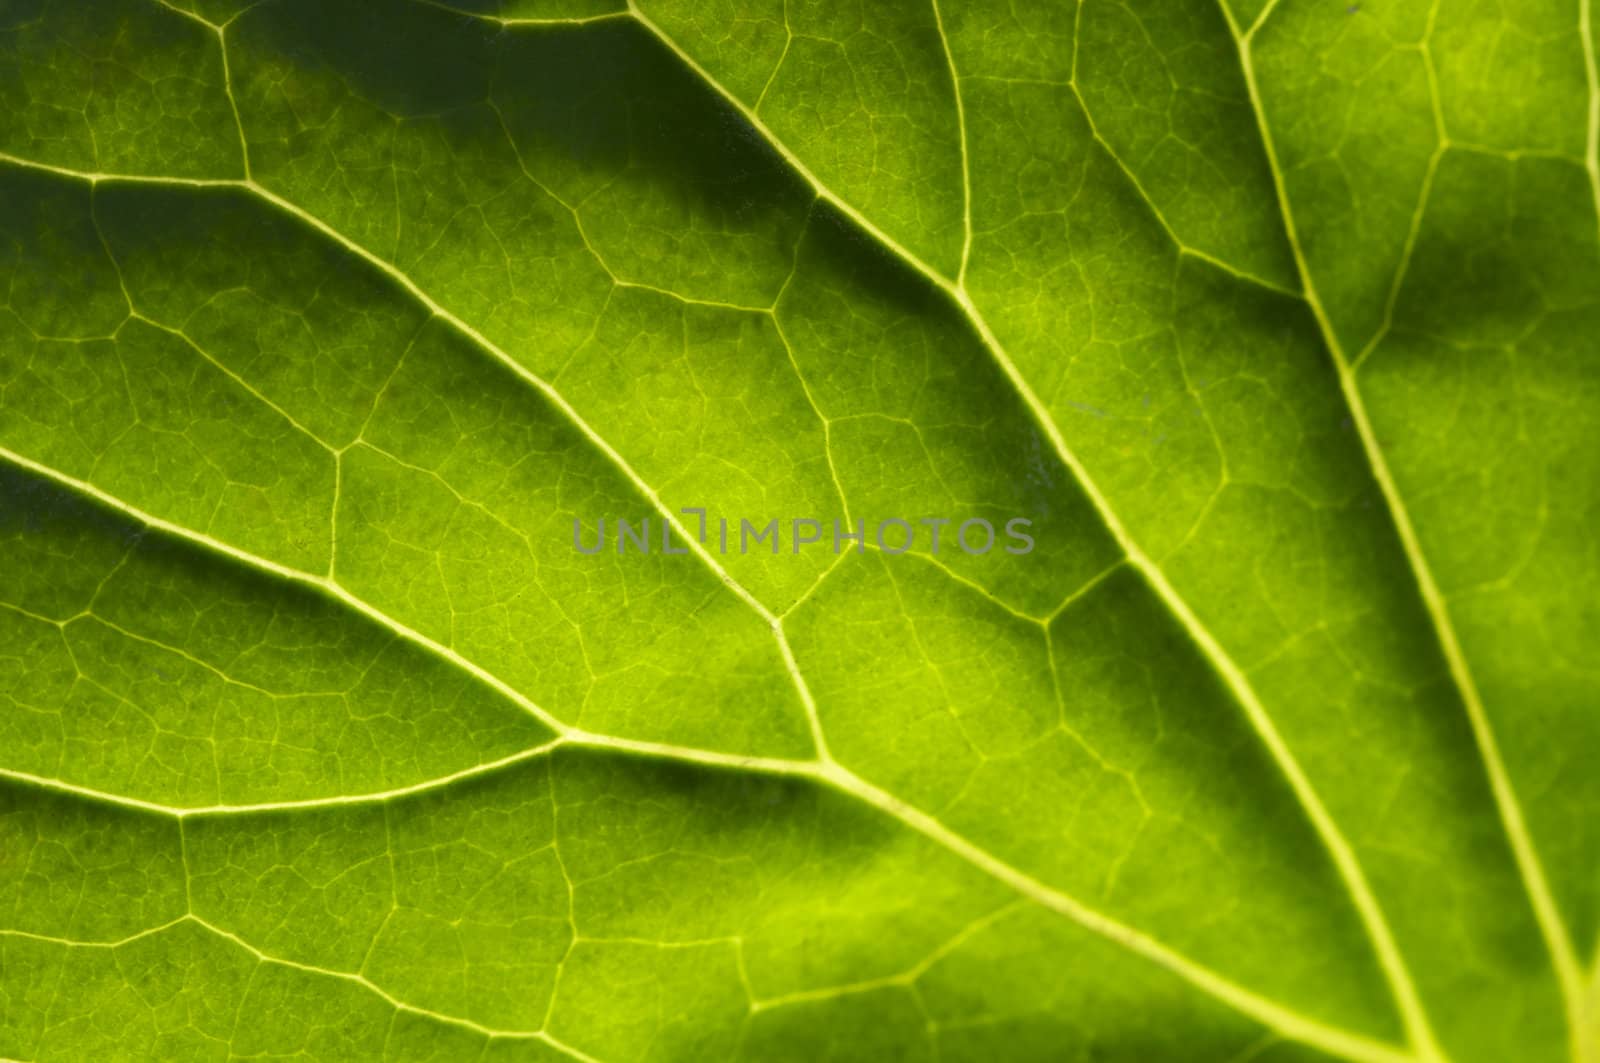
{"left": 1227, "top": 5, "right": 1583, "bottom": 1058}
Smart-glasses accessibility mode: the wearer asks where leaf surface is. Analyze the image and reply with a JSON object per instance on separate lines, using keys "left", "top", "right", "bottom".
{"left": 0, "top": 1, "right": 1597, "bottom": 1061}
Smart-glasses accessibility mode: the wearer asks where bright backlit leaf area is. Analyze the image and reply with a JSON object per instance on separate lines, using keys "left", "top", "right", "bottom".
{"left": 1, "top": 0, "right": 1597, "bottom": 1060}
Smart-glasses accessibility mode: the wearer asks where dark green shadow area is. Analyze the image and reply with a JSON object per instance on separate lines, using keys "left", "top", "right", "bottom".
{"left": 231, "top": 0, "right": 814, "bottom": 313}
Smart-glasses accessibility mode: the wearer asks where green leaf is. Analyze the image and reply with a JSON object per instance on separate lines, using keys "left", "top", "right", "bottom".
{"left": 0, "top": 0, "right": 1596, "bottom": 1060}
